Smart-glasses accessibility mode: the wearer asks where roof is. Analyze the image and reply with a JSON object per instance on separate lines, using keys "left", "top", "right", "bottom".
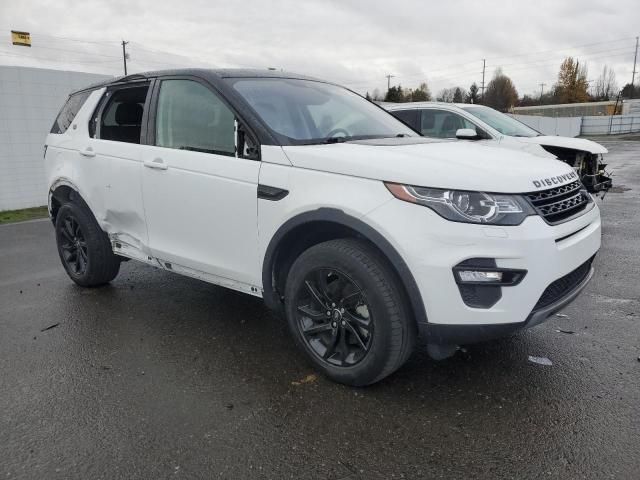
{"left": 384, "top": 101, "right": 479, "bottom": 110}
{"left": 72, "top": 68, "right": 324, "bottom": 95}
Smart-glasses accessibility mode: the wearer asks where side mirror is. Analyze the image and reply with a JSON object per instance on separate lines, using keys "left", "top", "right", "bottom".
{"left": 455, "top": 128, "right": 480, "bottom": 140}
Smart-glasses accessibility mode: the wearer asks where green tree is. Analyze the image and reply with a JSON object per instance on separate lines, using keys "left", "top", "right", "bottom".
{"left": 484, "top": 69, "right": 519, "bottom": 112}
{"left": 452, "top": 87, "right": 464, "bottom": 103}
{"left": 411, "top": 82, "right": 431, "bottom": 101}
{"left": 365, "top": 91, "right": 372, "bottom": 101}
{"left": 384, "top": 85, "right": 404, "bottom": 102}
{"left": 466, "top": 83, "right": 479, "bottom": 103}
{"left": 621, "top": 82, "right": 640, "bottom": 99}
{"left": 553, "top": 57, "right": 589, "bottom": 103}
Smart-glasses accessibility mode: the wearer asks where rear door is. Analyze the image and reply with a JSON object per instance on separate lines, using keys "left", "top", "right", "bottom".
{"left": 141, "top": 76, "right": 261, "bottom": 287}
{"left": 83, "top": 82, "right": 152, "bottom": 255}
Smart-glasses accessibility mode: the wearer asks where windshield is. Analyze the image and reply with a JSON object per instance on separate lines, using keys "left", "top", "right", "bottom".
{"left": 461, "top": 106, "right": 540, "bottom": 137}
{"left": 228, "top": 78, "right": 416, "bottom": 145}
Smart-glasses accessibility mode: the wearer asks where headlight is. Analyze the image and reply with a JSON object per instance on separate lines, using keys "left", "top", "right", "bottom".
{"left": 385, "top": 183, "right": 535, "bottom": 225}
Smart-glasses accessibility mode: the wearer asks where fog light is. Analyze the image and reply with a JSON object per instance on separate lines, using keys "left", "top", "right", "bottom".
{"left": 457, "top": 270, "right": 503, "bottom": 283}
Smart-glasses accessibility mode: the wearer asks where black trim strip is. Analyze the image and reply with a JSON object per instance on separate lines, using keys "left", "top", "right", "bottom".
{"left": 257, "top": 184, "right": 289, "bottom": 201}
{"left": 555, "top": 224, "right": 589, "bottom": 243}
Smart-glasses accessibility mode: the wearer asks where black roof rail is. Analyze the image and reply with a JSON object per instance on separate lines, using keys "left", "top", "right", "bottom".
{"left": 118, "top": 73, "right": 149, "bottom": 82}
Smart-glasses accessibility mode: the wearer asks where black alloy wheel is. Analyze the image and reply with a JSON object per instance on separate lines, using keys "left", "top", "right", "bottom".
{"left": 294, "top": 268, "right": 374, "bottom": 367}
{"left": 59, "top": 214, "right": 89, "bottom": 276}
{"left": 54, "top": 201, "right": 121, "bottom": 287}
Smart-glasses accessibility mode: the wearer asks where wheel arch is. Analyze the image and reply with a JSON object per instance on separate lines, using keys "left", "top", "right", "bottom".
{"left": 262, "top": 208, "right": 428, "bottom": 326}
{"left": 48, "top": 179, "right": 94, "bottom": 225}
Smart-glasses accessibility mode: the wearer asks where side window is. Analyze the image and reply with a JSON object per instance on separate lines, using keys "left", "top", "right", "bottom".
{"left": 50, "top": 90, "right": 91, "bottom": 134}
{"left": 97, "top": 85, "right": 149, "bottom": 144}
{"left": 420, "top": 109, "right": 477, "bottom": 138}
{"left": 390, "top": 109, "right": 419, "bottom": 130}
{"left": 155, "top": 79, "right": 235, "bottom": 156}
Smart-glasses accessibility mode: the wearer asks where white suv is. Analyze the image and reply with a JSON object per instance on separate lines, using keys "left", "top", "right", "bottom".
{"left": 385, "top": 102, "right": 612, "bottom": 193}
{"left": 45, "top": 69, "right": 601, "bottom": 385}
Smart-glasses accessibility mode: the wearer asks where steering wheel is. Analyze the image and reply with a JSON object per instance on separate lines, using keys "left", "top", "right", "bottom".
{"left": 325, "top": 128, "right": 350, "bottom": 138}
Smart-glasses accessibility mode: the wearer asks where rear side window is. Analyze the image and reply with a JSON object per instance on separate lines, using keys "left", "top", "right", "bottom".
{"left": 155, "top": 79, "right": 235, "bottom": 156}
{"left": 96, "top": 85, "right": 149, "bottom": 144}
{"left": 50, "top": 91, "right": 91, "bottom": 134}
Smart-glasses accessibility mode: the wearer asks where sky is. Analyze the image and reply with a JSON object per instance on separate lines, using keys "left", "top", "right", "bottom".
{"left": 0, "top": 0, "right": 638, "bottom": 98}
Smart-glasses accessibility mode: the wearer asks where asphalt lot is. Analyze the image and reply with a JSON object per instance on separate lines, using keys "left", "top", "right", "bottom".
{"left": 1, "top": 140, "right": 639, "bottom": 480}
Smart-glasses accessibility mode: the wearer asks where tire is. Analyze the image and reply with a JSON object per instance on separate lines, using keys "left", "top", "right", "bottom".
{"left": 55, "top": 201, "right": 120, "bottom": 287}
{"left": 284, "top": 238, "right": 416, "bottom": 386}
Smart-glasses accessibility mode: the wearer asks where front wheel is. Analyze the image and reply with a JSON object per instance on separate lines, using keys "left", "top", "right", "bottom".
{"left": 55, "top": 201, "right": 120, "bottom": 287}
{"left": 284, "top": 239, "right": 416, "bottom": 386}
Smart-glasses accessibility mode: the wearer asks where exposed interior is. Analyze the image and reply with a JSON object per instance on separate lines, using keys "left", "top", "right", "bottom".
{"left": 99, "top": 85, "right": 149, "bottom": 144}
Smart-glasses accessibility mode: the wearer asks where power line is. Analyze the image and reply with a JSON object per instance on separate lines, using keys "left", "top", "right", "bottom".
{"left": 631, "top": 36, "right": 639, "bottom": 99}
{"left": 484, "top": 36, "right": 636, "bottom": 61}
{"left": 14, "top": 44, "right": 121, "bottom": 59}
{"left": 0, "top": 50, "right": 120, "bottom": 64}
{"left": 0, "top": 26, "right": 119, "bottom": 45}
{"left": 486, "top": 45, "right": 635, "bottom": 70}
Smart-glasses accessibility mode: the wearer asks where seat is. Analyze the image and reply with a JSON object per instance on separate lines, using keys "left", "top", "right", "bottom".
{"left": 112, "top": 103, "right": 143, "bottom": 143}
{"left": 440, "top": 115, "right": 460, "bottom": 138}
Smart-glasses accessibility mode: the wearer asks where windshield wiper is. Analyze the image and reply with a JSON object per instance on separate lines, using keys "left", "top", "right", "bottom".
{"left": 321, "top": 136, "right": 351, "bottom": 144}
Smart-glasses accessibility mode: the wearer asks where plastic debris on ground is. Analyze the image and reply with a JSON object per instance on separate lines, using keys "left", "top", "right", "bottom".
{"left": 556, "top": 328, "right": 575, "bottom": 334}
{"left": 528, "top": 355, "right": 553, "bottom": 366}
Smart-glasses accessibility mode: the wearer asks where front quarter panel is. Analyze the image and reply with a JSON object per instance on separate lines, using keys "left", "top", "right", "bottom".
{"left": 257, "top": 148, "right": 395, "bottom": 277}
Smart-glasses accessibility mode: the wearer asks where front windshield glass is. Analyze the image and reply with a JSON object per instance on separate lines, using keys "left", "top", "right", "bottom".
{"left": 228, "top": 78, "right": 416, "bottom": 145}
{"left": 461, "top": 106, "right": 540, "bottom": 137}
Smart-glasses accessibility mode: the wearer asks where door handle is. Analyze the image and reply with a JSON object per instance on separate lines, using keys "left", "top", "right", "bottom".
{"left": 144, "top": 158, "right": 168, "bottom": 170}
{"left": 79, "top": 146, "right": 95, "bottom": 157}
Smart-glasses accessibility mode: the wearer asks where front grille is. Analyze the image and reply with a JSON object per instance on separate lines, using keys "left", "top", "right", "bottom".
{"left": 525, "top": 180, "right": 590, "bottom": 224}
{"left": 532, "top": 256, "right": 594, "bottom": 311}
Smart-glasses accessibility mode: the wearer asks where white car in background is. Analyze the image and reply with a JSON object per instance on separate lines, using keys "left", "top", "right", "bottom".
{"left": 385, "top": 102, "right": 612, "bottom": 193}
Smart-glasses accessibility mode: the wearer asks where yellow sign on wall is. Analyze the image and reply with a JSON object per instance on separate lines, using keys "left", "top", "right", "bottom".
{"left": 11, "top": 30, "right": 31, "bottom": 47}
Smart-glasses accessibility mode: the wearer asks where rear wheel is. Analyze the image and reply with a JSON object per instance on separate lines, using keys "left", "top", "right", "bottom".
{"left": 284, "top": 238, "right": 416, "bottom": 386}
{"left": 55, "top": 202, "right": 120, "bottom": 287}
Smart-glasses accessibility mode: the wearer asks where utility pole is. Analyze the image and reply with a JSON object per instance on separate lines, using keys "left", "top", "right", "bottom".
{"left": 631, "top": 36, "right": 639, "bottom": 99}
{"left": 539, "top": 82, "right": 546, "bottom": 99}
{"left": 480, "top": 59, "right": 486, "bottom": 103}
{"left": 385, "top": 74, "right": 395, "bottom": 90}
{"left": 121, "top": 40, "right": 129, "bottom": 76}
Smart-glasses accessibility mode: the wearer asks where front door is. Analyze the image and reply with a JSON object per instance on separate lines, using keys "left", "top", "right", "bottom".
{"left": 141, "top": 78, "right": 261, "bottom": 287}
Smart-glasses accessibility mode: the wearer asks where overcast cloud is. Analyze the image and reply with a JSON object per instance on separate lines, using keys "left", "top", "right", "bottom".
{"left": 1, "top": 0, "right": 638, "bottom": 97}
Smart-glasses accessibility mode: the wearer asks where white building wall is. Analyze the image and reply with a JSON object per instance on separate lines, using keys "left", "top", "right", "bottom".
{"left": 510, "top": 114, "right": 582, "bottom": 138}
{"left": 0, "top": 66, "right": 110, "bottom": 211}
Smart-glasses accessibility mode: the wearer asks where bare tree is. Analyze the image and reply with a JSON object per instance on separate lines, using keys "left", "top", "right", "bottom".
{"left": 592, "top": 65, "right": 618, "bottom": 101}
{"left": 436, "top": 87, "right": 456, "bottom": 102}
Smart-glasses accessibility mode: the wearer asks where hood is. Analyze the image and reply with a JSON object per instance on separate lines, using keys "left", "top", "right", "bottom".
{"left": 516, "top": 135, "right": 608, "bottom": 154}
{"left": 281, "top": 138, "right": 578, "bottom": 193}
